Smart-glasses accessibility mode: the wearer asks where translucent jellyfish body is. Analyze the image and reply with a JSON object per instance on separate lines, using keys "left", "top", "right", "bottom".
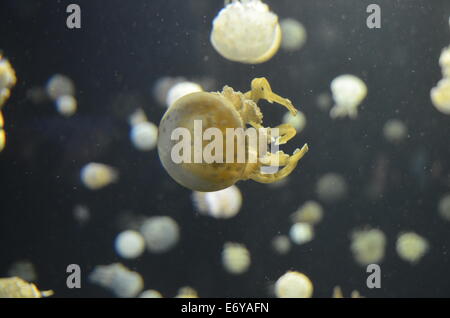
{"left": 140, "top": 216, "right": 180, "bottom": 253}
{"left": 175, "top": 286, "right": 199, "bottom": 298}
{"left": 290, "top": 200, "right": 324, "bottom": 225}
{"left": 330, "top": 74, "right": 367, "bottom": 119}
{"left": 114, "top": 230, "right": 146, "bottom": 259}
{"left": 80, "top": 162, "right": 119, "bottom": 190}
{"left": 210, "top": 0, "right": 281, "bottom": 64}
{"left": 139, "top": 289, "right": 163, "bottom": 298}
{"left": 130, "top": 121, "right": 158, "bottom": 151}
{"left": 315, "top": 173, "right": 348, "bottom": 204}
{"left": 280, "top": 18, "right": 307, "bottom": 52}
{"left": 89, "top": 263, "right": 144, "bottom": 298}
{"left": 46, "top": 74, "right": 75, "bottom": 101}
{"left": 396, "top": 232, "right": 429, "bottom": 264}
{"left": 0, "top": 277, "right": 53, "bottom": 298}
{"left": 438, "top": 193, "right": 450, "bottom": 221}
{"left": 282, "top": 110, "right": 306, "bottom": 132}
{"left": 350, "top": 228, "right": 386, "bottom": 266}
{"left": 271, "top": 235, "right": 291, "bottom": 255}
{"left": 274, "top": 271, "right": 313, "bottom": 298}
{"left": 430, "top": 78, "right": 450, "bottom": 115}
{"left": 439, "top": 46, "right": 450, "bottom": 78}
{"left": 289, "top": 223, "right": 314, "bottom": 245}
{"left": 222, "top": 242, "right": 251, "bottom": 275}
{"left": 192, "top": 185, "right": 242, "bottom": 219}
{"left": 0, "top": 54, "right": 17, "bottom": 108}
{"left": 383, "top": 119, "right": 408, "bottom": 143}
{"left": 166, "top": 81, "right": 203, "bottom": 107}
{"left": 56, "top": 95, "right": 77, "bottom": 117}
{"left": 0, "top": 112, "right": 5, "bottom": 152}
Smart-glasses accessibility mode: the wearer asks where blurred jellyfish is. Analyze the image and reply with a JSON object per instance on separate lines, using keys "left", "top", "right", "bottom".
{"left": 166, "top": 81, "right": 203, "bottom": 107}
{"left": 289, "top": 223, "right": 314, "bottom": 245}
{"left": 383, "top": 119, "right": 408, "bottom": 144}
{"left": 130, "top": 121, "right": 158, "bottom": 151}
{"left": 316, "top": 92, "right": 333, "bottom": 112}
{"left": 140, "top": 216, "right": 180, "bottom": 253}
{"left": 175, "top": 286, "right": 199, "bottom": 298}
{"left": 26, "top": 86, "right": 48, "bottom": 105}
{"left": 396, "top": 232, "right": 429, "bottom": 264}
{"left": 0, "top": 112, "right": 5, "bottom": 152}
{"left": 222, "top": 242, "right": 251, "bottom": 275}
{"left": 430, "top": 78, "right": 450, "bottom": 115}
{"left": 290, "top": 200, "right": 324, "bottom": 225}
{"left": 210, "top": 0, "right": 281, "bottom": 64}
{"left": 330, "top": 74, "right": 367, "bottom": 119}
{"left": 115, "top": 230, "right": 146, "bottom": 259}
{"left": 139, "top": 289, "right": 163, "bottom": 298}
{"left": 271, "top": 235, "right": 291, "bottom": 255}
{"left": 128, "top": 108, "right": 148, "bottom": 126}
{"left": 7, "top": 260, "right": 37, "bottom": 282}
{"left": 153, "top": 76, "right": 186, "bottom": 106}
{"left": 89, "top": 263, "right": 144, "bottom": 298}
{"left": 282, "top": 111, "right": 306, "bottom": 132}
{"left": 439, "top": 46, "right": 450, "bottom": 78}
{"left": 192, "top": 185, "right": 242, "bottom": 219}
{"left": 0, "top": 277, "right": 53, "bottom": 298}
{"left": 350, "top": 227, "right": 386, "bottom": 266}
{"left": 46, "top": 74, "right": 75, "bottom": 101}
{"left": 55, "top": 95, "right": 77, "bottom": 117}
{"left": 80, "top": 162, "right": 119, "bottom": 190}
{"left": 315, "top": 173, "right": 348, "bottom": 204}
{"left": 280, "top": 18, "right": 307, "bottom": 52}
{"left": 332, "top": 286, "right": 362, "bottom": 298}
{"left": 274, "top": 271, "right": 313, "bottom": 298}
{"left": 438, "top": 193, "right": 450, "bottom": 221}
{"left": 73, "top": 204, "right": 90, "bottom": 224}
{"left": 0, "top": 53, "right": 17, "bottom": 108}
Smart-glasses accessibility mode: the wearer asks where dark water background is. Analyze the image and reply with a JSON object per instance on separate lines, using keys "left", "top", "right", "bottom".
{"left": 1, "top": 0, "right": 450, "bottom": 297}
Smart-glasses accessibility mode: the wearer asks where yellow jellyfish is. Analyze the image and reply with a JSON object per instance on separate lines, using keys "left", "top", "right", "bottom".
{"left": 0, "top": 277, "right": 53, "bottom": 298}
{"left": 350, "top": 227, "right": 386, "bottom": 266}
{"left": 56, "top": 95, "right": 77, "bottom": 117}
{"left": 0, "top": 53, "right": 17, "bottom": 153}
{"left": 175, "top": 286, "right": 199, "bottom": 298}
{"left": 192, "top": 185, "right": 242, "bottom": 219}
{"left": 290, "top": 200, "right": 324, "bottom": 225}
{"left": 383, "top": 119, "right": 408, "bottom": 144}
{"left": 274, "top": 271, "right": 313, "bottom": 298}
{"left": 210, "top": 0, "right": 282, "bottom": 64}
{"left": 280, "top": 18, "right": 307, "bottom": 52}
{"left": 330, "top": 74, "right": 367, "bottom": 119}
{"left": 430, "top": 78, "right": 450, "bottom": 115}
{"left": 139, "top": 290, "right": 163, "bottom": 298}
{"left": 439, "top": 46, "right": 450, "bottom": 78}
{"left": 222, "top": 242, "right": 251, "bottom": 275}
{"left": 396, "top": 232, "right": 429, "bottom": 264}
{"left": 80, "top": 162, "right": 119, "bottom": 190}
{"left": 157, "top": 77, "right": 309, "bottom": 192}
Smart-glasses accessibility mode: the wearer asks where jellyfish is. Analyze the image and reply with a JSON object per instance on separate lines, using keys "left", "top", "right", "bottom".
{"left": 157, "top": 77, "right": 309, "bottom": 192}
{"left": 271, "top": 235, "right": 291, "bottom": 255}
{"left": 0, "top": 277, "right": 53, "bottom": 298}
{"left": 438, "top": 193, "right": 450, "bottom": 221}
{"left": 139, "top": 290, "right": 163, "bottom": 298}
{"left": 114, "top": 230, "right": 146, "bottom": 259}
{"left": 56, "top": 95, "right": 77, "bottom": 117}
{"left": 330, "top": 74, "right": 367, "bottom": 119}
{"left": 282, "top": 110, "right": 306, "bottom": 132}
{"left": 289, "top": 222, "right": 314, "bottom": 245}
{"left": 89, "top": 263, "right": 144, "bottom": 298}
{"left": 46, "top": 74, "right": 75, "bottom": 101}
{"left": 139, "top": 216, "right": 180, "bottom": 253}
{"left": 439, "top": 46, "right": 450, "bottom": 78}
{"left": 166, "top": 81, "right": 203, "bottom": 107}
{"left": 222, "top": 242, "right": 251, "bottom": 275}
{"left": 130, "top": 121, "right": 158, "bottom": 152}
{"left": 280, "top": 18, "right": 307, "bottom": 52}
{"left": 175, "top": 286, "right": 199, "bottom": 298}
{"left": 350, "top": 227, "right": 386, "bottom": 266}
{"left": 0, "top": 54, "right": 17, "bottom": 153}
{"left": 430, "top": 78, "right": 450, "bottom": 115}
{"left": 383, "top": 119, "right": 408, "bottom": 144}
{"left": 0, "top": 112, "right": 5, "bottom": 152}
{"left": 210, "top": 0, "right": 282, "bottom": 64}
{"left": 7, "top": 261, "right": 37, "bottom": 283}
{"left": 315, "top": 173, "right": 348, "bottom": 204}
{"left": 192, "top": 185, "right": 242, "bottom": 219}
{"left": 274, "top": 271, "right": 313, "bottom": 298}
{"left": 396, "top": 232, "right": 429, "bottom": 264}
{"left": 290, "top": 200, "right": 324, "bottom": 225}
{"left": 80, "top": 162, "right": 119, "bottom": 190}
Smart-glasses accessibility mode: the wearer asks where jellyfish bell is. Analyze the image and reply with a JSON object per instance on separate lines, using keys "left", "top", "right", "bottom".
{"left": 274, "top": 271, "right": 313, "bottom": 298}
{"left": 330, "top": 74, "right": 367, "bottom": 119}
{"left": 210, "top": 0, "right": 281, "bottom": 64}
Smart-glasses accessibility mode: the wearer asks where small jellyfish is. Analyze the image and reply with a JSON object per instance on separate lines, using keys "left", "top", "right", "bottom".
{"left": 56, "top": 95, "right": 77, "bottom": 117}
{"left": 73, "top": 204, "right": 91, "bottom": 225}
{"left": 315, "top": 173, "right": 348, "bottom": 204}
{"left": 175, "top": 286, "right": 199, "bottom": 298}
{"left": 332, "top": 286, "right": 362, "bottom": 298}
{"left": 290, "top": 200, "right": 324, "bottom": 225}
{"left": 350, "top": 227, "right": 386, "bottom": 266}
{"left": 114, "top": 230, "right": 146, "bottom": 259}
{"left": 439, "top": 46, "right": 450, "bottom": 78}
{"left": 0, "top": 277, "right": 53, "bottom": 298}
{"left": 316, "top": 92, "right": 333, "bottom": 112}
{"left": 210, "top": 0, "right": 281, "bottom": 64}
{"left": 130, "top": 121, "right": 158, "bottom": 152}
{"left": 222, "top": 242, "right": 251, "bottom": 275}
{"left": 80, "top": 162, "right": 119, "bottom": 190}
{"left": 330, "top": 74, "right": 367, "bottom": 119}
{"left": 280, "top": 18, "right": 307, "bottom": 52}
{"left": 46, "top": 74, "right": 75, "bottom": 101}
{"left": 7, "top": 261, "right": 37, "bottom": 282}
{"left": 282, "top": 110, "right": 306, "bottom": 132}
{"left": 289, "top": 222, "right": 314, "bottom": 245}
{"left": 271, "top": 235, "right": 291, "bottom": 255}
{"left": 0, "top": 112, "right": 5, "bottom": 152}
{"left": 139, "top": 290, "right": 163, "bottom": 298}
{"left": 430, "top": 78, "right": 450, "bottom": 115}
{"left": 274, "top": 271, "right": 313, "bottom": 298}
{"left": 89, "top": 263, "right": 144, "bottom": 298}
{"left": 438, "top": 193, "right": 450, "bottom": 221}
{"left": 0, "top": 53, "right": 17, "bottom": 109}
{"left": 192, "top": 185, "right": 242, "bottom": 219}
{"left": 396, "top": 232, "right": 429, "bottom": 264}
{"left": 140, "top": 216, "right": 180, "bottom": 253}
{"left": 153, "top": 76, "right": 187, "bottom": 106}
{"left": 166, "top": 81, "right": 203, "bottom": 107}
{"left": 383, "top": 119, "right": 408, "bottom": 144}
